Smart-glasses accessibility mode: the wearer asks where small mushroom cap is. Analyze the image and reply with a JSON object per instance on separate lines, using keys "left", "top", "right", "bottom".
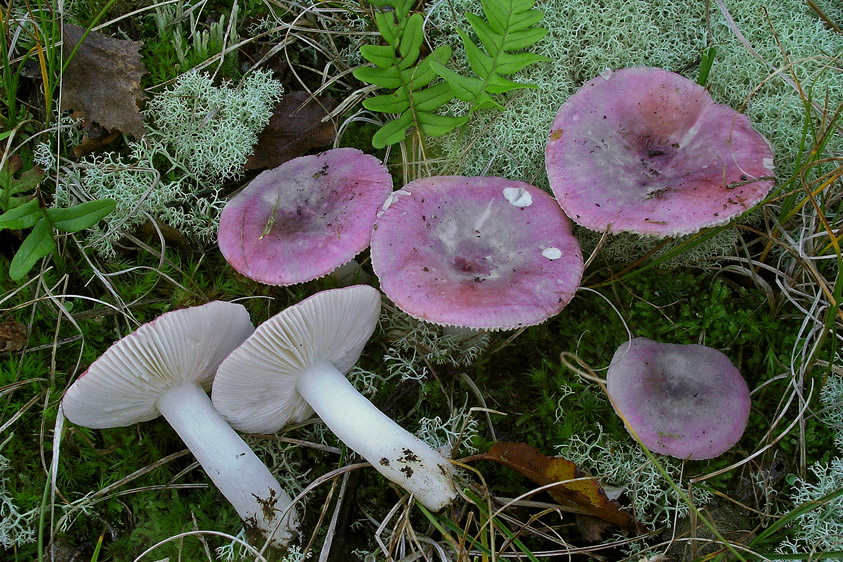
{"left": 606, "top": 337, "right": 751, "bottom": 460}
{"left": 370, "top": 176, "right": 583, "bottom": 330}
{"left": 212, "top": 285, "right": 381, "bottom": 433}
{"left": 545, "top": 66, "right": 775, "bottom": 237}
{"left": 62, "top": 302, "right": 255, "bottom": 429}
{"left": 218, "top": 148, "right": 392, "bottom": 285}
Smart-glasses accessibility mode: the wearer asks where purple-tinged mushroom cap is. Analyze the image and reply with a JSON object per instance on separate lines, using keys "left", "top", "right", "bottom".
{"left": 218, "top": 148, "right": 392, "bottom": 285}
{"left": 545, "top": 66, "right": 775, "bottom": 237}
{"left": 606, "top": 337, "right": 751, "bottom": 460}
{"left": 370, "top": 176, "right": 583, "bottom": 330}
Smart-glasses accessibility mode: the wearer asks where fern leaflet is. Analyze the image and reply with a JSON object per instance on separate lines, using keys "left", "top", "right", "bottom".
{"left": 429, "top": 0, "right": 550, "bottom": 112}
{"left": 354, "top": 0, "right": 467, "bottom": 149}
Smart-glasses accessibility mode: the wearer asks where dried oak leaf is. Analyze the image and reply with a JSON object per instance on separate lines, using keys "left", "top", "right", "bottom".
{"left": 60, "top": 24, "right": 148, "bottom": 138}
{"left": 468, "top": 441, "right": 644, "bottom": 532}
{"left": 245, "top": 91, "right": 338, "bottom": 170}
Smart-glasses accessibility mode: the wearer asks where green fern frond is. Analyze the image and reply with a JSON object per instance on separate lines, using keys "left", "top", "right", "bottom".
{"left": 354, "top": 0, "right": 467, "bottom": 148}
{"left": 430, "top": 0, "right": 550, "bottom": 112}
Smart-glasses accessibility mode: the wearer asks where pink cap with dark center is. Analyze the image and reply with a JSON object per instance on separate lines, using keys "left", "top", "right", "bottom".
{"left": 371, "top": 176, "right": 583, "bottom": 330}
{"left": 218, "top": 148, "right": 392, "bottom": 285}
{"left": 606, "top": 337, "right": 751, "bottom": 460}
{"left": 545, "top": 66, "right": 775, "bottom": 237}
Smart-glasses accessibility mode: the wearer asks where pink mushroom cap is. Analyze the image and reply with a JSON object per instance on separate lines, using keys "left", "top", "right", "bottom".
{"left": 545, "top": 66, "right": 775, "bottom": 237}
{"left": 606, "top": 337, "right": 751, "bottom": 460}
{"left": 218, "top": 148, "right": 392, "bottom": 285}
{"left": 371, "top": 176, "right": 584, "bottom": 330}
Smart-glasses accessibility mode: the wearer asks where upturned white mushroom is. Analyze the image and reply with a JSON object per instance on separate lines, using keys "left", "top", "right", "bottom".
{"left": 212, "top": 285, "right": 458, "bottom": 511}
{"left": 62, "top": 301, "right": 298, "bottom": 547}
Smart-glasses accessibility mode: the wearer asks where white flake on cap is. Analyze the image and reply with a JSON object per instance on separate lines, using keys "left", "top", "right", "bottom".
{"left": 380, "top": 189, "right": 411, "bottom": 215}
{"left": 503, "top": 187, "right": 533, "bottom": 207}
{"left": 542, "top": 247, "right": 562, "bottom": 260}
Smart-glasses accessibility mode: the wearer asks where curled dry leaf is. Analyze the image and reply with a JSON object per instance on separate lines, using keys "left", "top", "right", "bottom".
{"left": 60, "top": 24, "right": 148, "bottom": 139}
{"left": 71, "top": 118, "right": 122, "bottom": 158}
{"left": 468, "top": 441, "right": 644, "bottom": 531}
{"left": 245, "top": 91, "right": 338, "bottom": 170}
{"left": 0, "top": 321, "right": 27, "bottom": 352}
{"left": 0, "top": 155, "right": 43, "bottom": 212}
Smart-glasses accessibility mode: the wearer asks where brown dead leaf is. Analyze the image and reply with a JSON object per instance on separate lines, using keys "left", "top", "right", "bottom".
{"left": 0, "top": 155, "right": 43, "bottom": 212}
{"left": 71, "top": 118, "right": 122, "bottom": 158}
{"left": 61, "top": 24, "right": 148, "bottom": 138}
{"left": 0, "top": 321, "right": 27, "bottom": 352}
{"left": 575, "top": 513, "right": 615, "bottom": 542}
{"left": 469, "top": 441, "right": 644, "bottom": 531}
{"left": 133, "top": 219, "right": 191, "bottom": 252}
{"left": 245, "top": 91, "right": 338, "bottom": 170}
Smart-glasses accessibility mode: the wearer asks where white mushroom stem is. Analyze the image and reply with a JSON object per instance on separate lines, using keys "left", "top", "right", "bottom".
{"left": 296, "top": 361, "right": 457, "bottom": 511}
{"left": 156, "top": 381, "right": 298, "bottom": 547}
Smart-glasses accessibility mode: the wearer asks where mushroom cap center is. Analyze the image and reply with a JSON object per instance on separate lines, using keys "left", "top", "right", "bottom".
{"left": 607, "top": 338, "right": 751, "bottom": 460}
{"left": 258, "top": 184, "right": 351, "bottom": 238}
{"left": 371, "top": 176, "right": 584, "bottom": 330}
{"left": 546, "top": 66, "right": 775, "bottom": 236}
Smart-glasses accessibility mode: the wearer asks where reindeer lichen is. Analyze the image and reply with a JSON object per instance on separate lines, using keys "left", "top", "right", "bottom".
{"left": 53, "top": 70, "right": 282, "bottom": 257}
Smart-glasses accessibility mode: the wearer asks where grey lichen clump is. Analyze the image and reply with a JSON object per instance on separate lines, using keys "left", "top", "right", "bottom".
{"left": 556, "top": 428, "right": 713, "bottom": 529}
{"left": 425, "top": 0, "right": 843, "bottom": 265}
{"left": 384, "top": 308, "right": 491, "bottom": 367}
{"left": 776, "top": 363, "right": 843, "bottom": 557}
{"left": 0, "top": 454, "right": 34, "bottom": 548}
{"left": 777, "top": 458, "right": 843, "bottom": 557}
{"left": 51, "top": 70, "right": 283, "bottom": 257}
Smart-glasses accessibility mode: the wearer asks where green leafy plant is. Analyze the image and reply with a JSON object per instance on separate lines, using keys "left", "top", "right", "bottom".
{"left": 0, "top": 155, "right": 42, "bottom": 212}
{"left": 146, "top": 1, "right": 242, "bottom": 83}
{"left": 353, "top": 0, "right": 465, "bottom": 149}
{"left": 0, "top": 153, "right": 115, "bottom": 281}
{"left": 354, "top": 0, "right": 549, "bottom": 149}
{"left": 0, "top": 196, "right": 115, "bottom": 281}
{"left": 696, "top": 45, "right": 716, "bottom": 86}
{"left": 429, "top": 0, "right": 550, "bottom": 113}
